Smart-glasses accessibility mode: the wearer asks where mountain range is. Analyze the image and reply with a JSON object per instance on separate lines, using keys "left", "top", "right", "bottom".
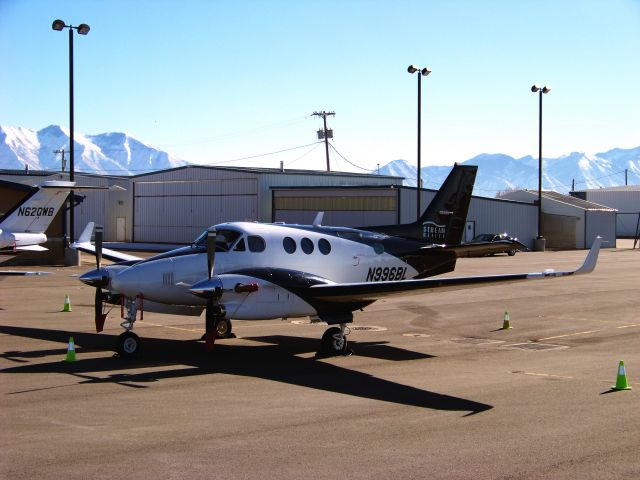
{"left": 1, "top": 124, "right": 638, "bottom": 196}
{"left": 379, "top": 149, "right": 640, "bottom": 196}
{"left": 0, "top": 125, "right": 186, "bottom": 175}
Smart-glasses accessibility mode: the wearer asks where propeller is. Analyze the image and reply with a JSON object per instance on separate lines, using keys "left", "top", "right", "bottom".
{"left": 206, "top": 227, "right": 216, "bottom": 280}
{"left": 93, "top": 225, "right": 108, "bottom": 332}
{"left": 199, "top": 228, "right": 221, "bottom": 350}
{"left": 78, "top": 224, "right": 110, "bottom": 332}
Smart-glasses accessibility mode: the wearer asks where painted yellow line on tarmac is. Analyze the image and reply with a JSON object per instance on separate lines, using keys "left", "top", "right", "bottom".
{"left": 511, "top": 371, "right": 574, "bottom": 380}
{"left": 536, "top": 329, "right": 602, "bottom": 341}
{"left": 137, "top": 320, "right": 305, "bottom": 332}
{"left": 524, "top": 372, "right": 574, "bottom": 380}
{"left": 138, "top": 320, "right": 203, "bottom": 333}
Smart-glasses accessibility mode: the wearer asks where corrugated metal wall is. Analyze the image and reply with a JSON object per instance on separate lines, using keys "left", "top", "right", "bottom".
{"left": 134, "top": 177, "right": 258, "bottom": 243}
{"left": 582, "top": 189, "right": 640, "bottom": 236}
{"left": 585, "top": 210, "right": 617, "bottom": 248}
{"left": 467, "top": 197, "right": 537, "bottom": 250}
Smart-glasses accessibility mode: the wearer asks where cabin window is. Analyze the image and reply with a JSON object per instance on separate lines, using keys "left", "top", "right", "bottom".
{"left": 373, "top": 243, "right": 384, "bottom": 254}
{"left": 318, "top": 238, "right": 331, "bottom": 255}
{"left": 193, "top": 229, "right": 242, "bottom": 252}
{"left": 233, "top": 238, "right": 246, "bottom": 251}
{"left": 248, "top": 235, "right": 266, "bottom": 252}
{"left": 301, "top": 237, "right": 314, "bottom": 254}
{"left": 283, "top": 236, "right": 296, "bottom": 254}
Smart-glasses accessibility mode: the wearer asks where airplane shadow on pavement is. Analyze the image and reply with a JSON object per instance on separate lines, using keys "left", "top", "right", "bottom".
{"left": 0, "top": 325, "right": 493, "bottom": 416}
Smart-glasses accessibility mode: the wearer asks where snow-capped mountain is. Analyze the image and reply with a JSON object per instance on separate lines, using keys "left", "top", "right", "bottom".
{"left": 2, "top": 124, "right": 638, "bottom": 195}
{"left": 0, "top": 125, "right": 186, "bottom": 175}
{"left": 379, "top": 147, "right": 640, "bottom": 196}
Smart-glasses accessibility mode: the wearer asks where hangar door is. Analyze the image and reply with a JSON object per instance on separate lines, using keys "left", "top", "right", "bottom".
{"left": 134, "top": 178, "right": 258, "bottom": 243}
{"left": 272, "top": 188, "right": 398, "bottom": 227}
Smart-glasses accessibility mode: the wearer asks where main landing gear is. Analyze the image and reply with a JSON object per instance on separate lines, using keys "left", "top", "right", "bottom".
{"left": 318, "top": 324, "right": 351, "bottom": 357}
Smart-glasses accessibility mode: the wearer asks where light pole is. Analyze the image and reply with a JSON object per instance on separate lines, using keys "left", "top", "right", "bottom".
{"left": 531, "top": 84, "right": 551, "bottom": 250}
{"left": 52, "top": 19, "right": 90, "bottom": 245}
{"left": 408, "top": 65, "right": 431, "bottom": 222}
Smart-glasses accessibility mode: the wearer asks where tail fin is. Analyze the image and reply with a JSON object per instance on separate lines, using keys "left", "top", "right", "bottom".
{"left": 0, "top": 181, "right": 74, "bottom": 234}
{"left": 363, "top": 164, "right": 477, "bottom": 243}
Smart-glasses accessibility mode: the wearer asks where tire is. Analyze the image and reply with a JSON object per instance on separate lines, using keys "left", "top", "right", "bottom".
{"left": 215, "top": 319, "right": 233, "bottom": 338}
{"left": 508, "top": 250, "right": 516, "bottom": 256}
{"left": 321, "top": 327, "right": 348, "bottom": 355}
{"left": 117, "top": 331, "right": 141, "bottom": 358}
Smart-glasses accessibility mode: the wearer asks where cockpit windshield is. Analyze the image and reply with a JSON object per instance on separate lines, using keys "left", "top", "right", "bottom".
{"left": 193, "top": 228, "right": 243, "bottom": 252}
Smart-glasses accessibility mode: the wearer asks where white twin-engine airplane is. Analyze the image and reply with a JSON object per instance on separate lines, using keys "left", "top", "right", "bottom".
{"left": 73, "top": 165, "right": 602, "bottom": 358}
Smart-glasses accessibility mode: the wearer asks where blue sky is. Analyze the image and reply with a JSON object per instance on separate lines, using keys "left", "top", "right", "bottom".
{"left": 1, "top": 0, "right": 639, "bottom": 182}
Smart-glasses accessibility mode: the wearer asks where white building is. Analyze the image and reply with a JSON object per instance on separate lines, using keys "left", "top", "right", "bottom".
{"left": 500, "top": 190, "right": 617, "bottom": 249}
{"left": 571, "top": 185, "right": 640, "bottom": 237}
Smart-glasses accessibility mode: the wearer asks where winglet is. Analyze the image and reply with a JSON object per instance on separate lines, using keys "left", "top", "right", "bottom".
{"left": 575, "top": 236, "right": 602, "bottom": 275}
{"left": 75, "top": 222, "right": 95, "bottom": 245}
{"left": 313, "top": 212, "right": 324, "bottom": 227}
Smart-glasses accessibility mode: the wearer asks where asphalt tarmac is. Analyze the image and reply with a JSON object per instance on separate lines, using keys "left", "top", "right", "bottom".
{"left": 1, "top": 243, "right": 639, "bottom": 479}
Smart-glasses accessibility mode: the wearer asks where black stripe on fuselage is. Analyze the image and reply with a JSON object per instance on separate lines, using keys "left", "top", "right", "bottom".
{"left": 229, "top": 267, "right": 375, "bottom": 316}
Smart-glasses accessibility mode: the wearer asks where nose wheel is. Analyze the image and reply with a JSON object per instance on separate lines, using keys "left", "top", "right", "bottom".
{"left": 117, "top": 331, "right": 141, "bottom": 358}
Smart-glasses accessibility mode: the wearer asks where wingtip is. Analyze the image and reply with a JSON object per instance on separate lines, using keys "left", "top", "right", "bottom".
{"left": 575, "top": 236, "right": 602, "bottom": 275}
{"left": 74, "top": 222, "right": 95, "bottom": 246}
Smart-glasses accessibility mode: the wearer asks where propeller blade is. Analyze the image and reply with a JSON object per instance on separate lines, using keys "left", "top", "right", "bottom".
{"left": 94, "top": 288, "right": 106, "bottom": 332}
{"left": 95, "top": 225, "right": 103, "bottom": 271}
{"left": 204, "top": 298, "right": 216, "bottom": 350}
{"left": 206, "top": 227, "right": 216, "bottom": 279}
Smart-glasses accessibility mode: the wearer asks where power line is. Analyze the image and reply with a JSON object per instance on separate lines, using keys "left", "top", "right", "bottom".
{"left": 328, "top": 143, "right": 372, "bottom": 172}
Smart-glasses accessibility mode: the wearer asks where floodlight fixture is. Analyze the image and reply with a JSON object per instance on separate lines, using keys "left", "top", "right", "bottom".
{"left": 77, "top": 24, "right": 91, "bottom": 35}
{"left": 407, "top": 65, "right": 419, "bottom": 74}
{"left": 420, "top": 67, "right": 432, "bottom": 76}
{"left": 52, "top": 19, "right": 65, "bottom": 31}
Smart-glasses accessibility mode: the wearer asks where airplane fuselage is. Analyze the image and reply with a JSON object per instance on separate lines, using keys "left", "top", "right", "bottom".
{"left": 106, "top": 221, "right": 430, "bottom": 320}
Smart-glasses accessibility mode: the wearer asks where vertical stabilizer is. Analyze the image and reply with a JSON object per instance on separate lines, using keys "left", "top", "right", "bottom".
{"left": 0, "top": 181, "right": 73, "bottom": 233}
{"left": 363, "top": 164, "right": 477, "bottom": 243}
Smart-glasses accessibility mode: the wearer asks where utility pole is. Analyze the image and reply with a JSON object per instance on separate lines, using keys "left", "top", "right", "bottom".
{"left": 54, "top": 148, "right": 67, "bottom": 172}
{"left": 312, "top": 111, "right": 335, "bottom": 171}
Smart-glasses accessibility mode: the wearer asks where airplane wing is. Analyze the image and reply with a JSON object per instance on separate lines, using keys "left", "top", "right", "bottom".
{"left": 10, "top": 245, "right": 48, "bottom": 252}
{"left": 0, "top": 270, "right": 52, "bottom": 276}
{"left": 306, "top": 237, "right": 602, "bottom": 303}
{"left": 71, "top": 222, "right": 142, "bottom": 263}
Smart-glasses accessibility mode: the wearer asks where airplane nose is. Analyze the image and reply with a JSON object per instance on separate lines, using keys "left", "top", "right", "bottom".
{"left": 109, "top": 267, "right": 145, "bottom": 297}
{"left": 79, "top": 268, "right": 110, "bottom": 288}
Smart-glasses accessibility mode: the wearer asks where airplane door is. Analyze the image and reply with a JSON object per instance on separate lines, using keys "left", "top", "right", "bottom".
{"left": 116, "top": 217, "right": 126, "bottom": 242}
{"left": 464, "top": 221, "right": 475, "bottom": 242}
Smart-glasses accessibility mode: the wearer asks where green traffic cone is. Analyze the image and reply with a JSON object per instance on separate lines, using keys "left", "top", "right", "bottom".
{"left": 501, "top": 311, "right": 512, "bottom": 330}
{"left": 612, "top": 360, "right": 631, "bottom": 391}
{"left": 62, "top": 295, "right": 72, "bottom": 312}
{"left": 65, "top": 337, "right": 77, "bottom": 362}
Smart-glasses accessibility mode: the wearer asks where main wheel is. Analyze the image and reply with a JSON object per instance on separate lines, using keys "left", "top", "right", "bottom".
{"left": 215, "top": 319, "right": 233, "bottom": 338}
{"left": 117, "top": 331, "right": 141, "bottom": 358}
{"left": 321, "top": 327, "right": 348, "bottom": 356}
{"left": 508, "top": 249, "right": 517, "bottom": 256}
